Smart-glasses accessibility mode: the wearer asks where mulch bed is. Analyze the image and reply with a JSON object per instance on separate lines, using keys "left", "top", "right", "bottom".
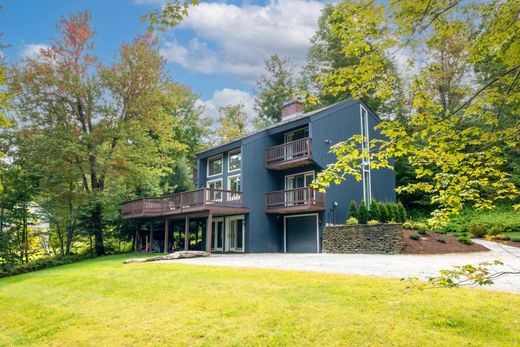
{"left": 401, "top": 229, "right": 489, "bottom": 254}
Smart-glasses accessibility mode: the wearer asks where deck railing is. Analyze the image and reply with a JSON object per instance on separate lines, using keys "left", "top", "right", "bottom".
{"left": 265, "top": 137, "right": 312, "bottom": 167}
{"left": 122, "top": 188, "right": 243, "bottom": 218}
{"left": 265, "top": 187, "right": 325, "bottom": 212}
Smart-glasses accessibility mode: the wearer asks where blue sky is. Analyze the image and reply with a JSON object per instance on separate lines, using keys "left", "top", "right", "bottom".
{"left": 0, "top": 0, "right": 327, "bottom": 120}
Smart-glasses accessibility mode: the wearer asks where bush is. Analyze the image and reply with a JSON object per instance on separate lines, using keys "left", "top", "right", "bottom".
{"left": 346, "top": 217, "right": 359, "bottom": 225}
{"left": 386, "top": 203, "right": 396, "bottom": 222}
{"left": 358, "top": 202, "right": 369, "bottom": 224}
{"left": 457, "top": 236, "right": 473, "bottom": 245}
{"left": 436, "top": 238, "right": 446, "bottom": 243}
{"left": 397, "top": 202, "right": 407, "bottom": 222}
{"left": 379, "top": 203, "right": 390, "bottom": 223}
{"left": 412, "top": 222, "right": 427, "bottom": 230}
{"left": 493, "top": 234, "right": 511, "bottom": 241}
{"left": 468, "top": 223, "right": 488, "bottom": 238}
{"left": 369, "top": 200, "right": 381, "bottom": 221}
{"left": 511, "top": 237, "right": 520, "bottom": 242}
{"left": 348, "top": 201, "right": 358, "bottom": 219}
{"left": 0, "top": 254, "right": 89, "bottom": 278}
{"left": 434, "top": 230, "right": 446, "bottom": 235}
{"left": 368, "top": 219, "right": 379, "bottom": 225}
{"left": 402, "top": 221, "right": 413, "bottom": 230}
{"left": 418, "top": 228, "right": 427, "bottom": 235}
{"left": 489, "top": 225, "right": 505, "bottom": 236}
{"left": 409, "top": 234, "right": 420, "bottom": 240}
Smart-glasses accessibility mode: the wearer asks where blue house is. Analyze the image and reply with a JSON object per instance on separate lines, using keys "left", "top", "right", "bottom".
{"left": 122, "top": 99, "right": 395, "bottom": 253}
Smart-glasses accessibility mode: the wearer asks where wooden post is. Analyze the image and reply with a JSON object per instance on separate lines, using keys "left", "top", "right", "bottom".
{"left": 134, "top": 224, "right": 138, "bottom": 253}
{"left": 184, "top": 217, "right": 190, "bottom": 251}
{"left": 145, "top": 235, "right": 149, "bottom": 253}
{"left": 149, "top": 222, "right": 153, "bottom": 253}
{"left": 206, "top": 212, "right": 213, "bottom": 254}
{"left": 164, "top": 219, "right": 169, "bottom": 254}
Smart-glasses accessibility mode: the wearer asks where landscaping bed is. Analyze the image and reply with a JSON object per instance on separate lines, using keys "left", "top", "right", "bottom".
{"left": 401, "top": 229, "right": 489, "bottom": 254}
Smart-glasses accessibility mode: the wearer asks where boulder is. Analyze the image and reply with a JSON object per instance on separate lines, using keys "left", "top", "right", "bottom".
{"left": 124, "top": 250, "right": 210, "bottom": 264}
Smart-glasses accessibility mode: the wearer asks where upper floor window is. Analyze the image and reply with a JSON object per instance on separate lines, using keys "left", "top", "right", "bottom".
{"left": 284, "top": 127, "right": 309, "bottom": 143}
{"left": 228, "top": 149, "right": 241, "bottom": 172}
{"left": 207, "top": 155, "right": 223, "bottom": 177}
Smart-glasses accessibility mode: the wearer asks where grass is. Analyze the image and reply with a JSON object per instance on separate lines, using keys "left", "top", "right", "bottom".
{"left": 0, "top": 255, "right": 519, "bottom": 346}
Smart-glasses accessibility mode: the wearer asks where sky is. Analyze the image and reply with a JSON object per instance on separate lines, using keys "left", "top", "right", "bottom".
{"left": 0, "top": 0, "right": 328, "bottom": 122}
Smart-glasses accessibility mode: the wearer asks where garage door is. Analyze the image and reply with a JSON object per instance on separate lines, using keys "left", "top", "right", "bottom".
{"left": 285, "top": 215, "right": 318, "bottom": 253}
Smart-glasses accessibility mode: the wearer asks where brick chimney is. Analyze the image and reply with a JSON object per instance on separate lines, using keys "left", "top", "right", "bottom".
{"left": 281, "top": 98, "right": 303, "bottom": 120}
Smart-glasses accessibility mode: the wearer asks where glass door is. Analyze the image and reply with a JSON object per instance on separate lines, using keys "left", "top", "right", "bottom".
{"left": 226, "top": 216, "right": 244, "bottom": 252}
{"left": 285, "top": 171, "right": 314, "bottom": 206}
{"left": 211, "top": 218, "right": 224, "bottom": 251}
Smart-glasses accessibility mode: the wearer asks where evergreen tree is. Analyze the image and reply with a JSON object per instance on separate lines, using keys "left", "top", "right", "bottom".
{"left": 348, "top": 200, "right": 358, "bottom": 219}
{"left": 386, "top": 203, "right": 396, "bottom": 222}
{"left": 397, "top": 202, "right": 407, "bottom": 222}
{"left": 368, "top": 199, "right": 381, "bottom": 221}
{"left": 379, "top": 202, "right": 390, "bottom": 223}
{"left": 357, "top": 202, "right": 369, "bottom": 224}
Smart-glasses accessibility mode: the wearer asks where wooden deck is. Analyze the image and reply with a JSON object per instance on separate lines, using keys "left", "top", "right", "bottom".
{"left": 265, "top": 138, "right": 313, "bottom": 170}
{"left": 122, "top": 188, "right": 248, "bottom": 219}
{"left": 265, "top": 187, "right": 326, "bottom": 214}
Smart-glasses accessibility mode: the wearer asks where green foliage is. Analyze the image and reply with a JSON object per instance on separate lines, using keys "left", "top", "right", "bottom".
{"left": 402, "top": 221, "right": 413, "bottom": 229}
{"left": 346, "top": 217, "right": 358, "bottom": 225}
{"left": 397, "top": 202, "right": 407, "bottom": 223}
{"left": 379, "top": 202, "right": 390, "bottom": 223}
{"left": 418, "top": 228, "right": 427, "bottom": 235}
{"left": 216, "top": 104, "right": 248, "bottom": 143}
{"left": 457, "top": 236, "right": 473, "bottom": 245}
{"left": 409, "top": 234, "right": 420, "bottom": 240}
{"left": 254, "top": 55, "right": 296, "bottom": 128}
{"left": 368, "top": 199, "right": 381, "bottom": 221}
{"left": 444, "top": 207, "right": 520, "bottom": 234}
{"left": 468, "top": 223, "right": 488, "bottom": 238}
{"left": 142, "top": 0, "right": 199, "bottom": 32}
{"left": 511, "top": 237, "right": 520, "bottom": 242}
{"left": 436, "top": 238, "right": 446, "bottom": 244}
{"left": 0, "top": 254, "right": 88, "bottom": 278}
{"left": 357, "top": 202, "right": 369, "bottom": 224}
{"left": 367, "top": 219, "right": 379, "bottom": 225}
{"left": 348, "top": 200, "right": 358, "bottom": 219}
{"left": 386, "top": 202, "right": 396, "bottom": 222}
{"left": 426, "top": 261, "right": 504, "bottom": 288}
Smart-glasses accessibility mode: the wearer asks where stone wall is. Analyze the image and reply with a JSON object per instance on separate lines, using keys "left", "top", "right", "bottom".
{"left": 323, "top": 224, "right": 405, "bottom": 254}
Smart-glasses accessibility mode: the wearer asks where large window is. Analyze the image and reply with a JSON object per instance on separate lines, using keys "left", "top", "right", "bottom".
{"left": 228, "top": 175, "right": 241, "bottom": 191}
{"left": 361, "top": 106, "right": 372, "bottom": 204}
{"left": 207, "top": 179, "right": 223, "bottom": 202}
{"left": 207, "top": 155, "right": 223, "bottom": 177}
{"left": 228, "top": 149, "right": 241, "bottom": 172}
{"left": 363, "top": 168, "right": 372, "bottom": 205}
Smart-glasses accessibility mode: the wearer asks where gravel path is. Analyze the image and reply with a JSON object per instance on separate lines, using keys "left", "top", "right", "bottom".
{"left": 164, "top": 240, "right": 520, "bottom": 294}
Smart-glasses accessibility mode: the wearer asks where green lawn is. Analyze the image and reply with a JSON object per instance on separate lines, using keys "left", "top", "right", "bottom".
{"left": 0, "top": 255, "right": 519, "bottom": 346}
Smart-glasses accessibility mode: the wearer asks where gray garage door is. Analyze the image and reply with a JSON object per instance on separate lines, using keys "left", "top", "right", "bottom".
{"left": 285, "top": 215, "right": 318, "bottom": 253}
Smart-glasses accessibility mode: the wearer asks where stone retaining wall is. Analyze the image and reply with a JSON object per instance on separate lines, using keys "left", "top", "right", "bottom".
{"left": 323, "top": 224, "right": 405, "bottom": 254}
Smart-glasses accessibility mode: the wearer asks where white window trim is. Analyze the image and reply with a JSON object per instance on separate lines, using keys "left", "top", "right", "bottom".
{"left": 227, "top": 174, "right": 241, "bottom": 191}
{"left": 211, "top": 217, "right": 224, "bottom": 252}
{"left": 206, "top": 154, "right": 223, "bottom": 178}
{"left": 284, "top": 170, "right": 315, "bottom": 190}
{"left": 284, "top": 126, "right": 309, "bottom": 143}
{"left": 226, "top": 215, "right": 245, "bottom": 253}
{"left": 283, "top": 213, "right": 319, "bottom": 254}
{"left": 227, "top": 149, "right": 241, "bottom": 173}
{"left": 360, "top": 104, "right": 372, "bottom": 205}
{"left": 206, "top": 178, "right": 223, "bottom": 189}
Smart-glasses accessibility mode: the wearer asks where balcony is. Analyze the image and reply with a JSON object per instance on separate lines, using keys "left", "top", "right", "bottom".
{"left": 265, "top": 187, "right": 326, "bottom": 214}
{"left": 265, "top": 137, "right": 313, "bottom": 170}
{"left": 122, "top": 188, "right": 248, "bottom": 219}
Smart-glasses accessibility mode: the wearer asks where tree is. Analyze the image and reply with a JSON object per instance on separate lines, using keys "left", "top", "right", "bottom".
{"left": 379, "top": 203, "right": 390, "bottom": 223}
{"left": 216, "top": 104, "right": 248, "bottom": 143}
{"left": 9, "top": 13, "right": 186, "bottom": 255}
{"left": 142, "top": 0, "right": 199, "bottom": 32}
{"left": 254, "top": 55, "right": 295, "bottom": 128}
{"left": 397, "top": 202, "right": 407, "bottom": 222}
{"left": 312, "top": 0, "right": 520, "bottom": 227}
{"left": 348, "top": 200, "right": 358, "bottom": 219}
{"left": 357, "top": 202, "right": 369, "bottom": 224}
{"left": 368, "top": 199, "right": 381, "bottom": 221}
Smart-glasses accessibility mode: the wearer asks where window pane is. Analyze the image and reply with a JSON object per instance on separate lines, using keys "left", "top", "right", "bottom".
{"left": 229, "top": 151, "right": 241, "bottom": 171}
{"left": 229, "top": 176, "right": 241, "bottom": 191}
{"left": 236, "top": 220, "right": 243, "bottom": 249}
{"left": 208, "top": 157, "right": 223, "bottom": 176}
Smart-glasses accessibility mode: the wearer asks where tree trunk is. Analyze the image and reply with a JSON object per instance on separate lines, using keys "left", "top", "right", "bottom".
{"left": 91, "top": 202, "right": 105, "bottom": 256}
{"left": 56, "top": 223, "right": 65, "bottom": 256}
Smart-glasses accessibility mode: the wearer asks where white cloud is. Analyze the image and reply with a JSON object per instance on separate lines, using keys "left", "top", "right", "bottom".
{"left": 198, "top": 88, "right": 256, "bottom": 125}
{"left": 160, "top": 0, "right": 324, "bottom": 82}
{"left": 21, "top": 43, "right": 50, "bottom": 59}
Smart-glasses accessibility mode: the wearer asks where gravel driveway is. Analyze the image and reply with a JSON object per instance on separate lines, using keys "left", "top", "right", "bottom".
{"left": 168, "top": 239, "right": 520, "bottom": 293}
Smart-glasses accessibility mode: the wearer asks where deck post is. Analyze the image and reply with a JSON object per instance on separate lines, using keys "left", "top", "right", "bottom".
{"left": 149, "top": 222, "right": 153, "bottom": 253}
{"left": 206, "top": 212, "right": 213, "bottom": 254}
{"left": 134, "top": 223, "right": 138, "bottom": 253}
{"left": 164, "top": 219, "right": 169, "bottom": 254}
{"left": 184, "top": 217, "right": 190, "bottom": 251}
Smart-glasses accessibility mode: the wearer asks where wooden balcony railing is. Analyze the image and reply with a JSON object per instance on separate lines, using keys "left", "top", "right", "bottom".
{"left": 265, "top": 187, "right": 325, "bottom": 213}
{"left": 265, "top": 137, "right": 312, "bottom": 169}
{"left": 122, "top": 188, "right": 244, "bottom": 218}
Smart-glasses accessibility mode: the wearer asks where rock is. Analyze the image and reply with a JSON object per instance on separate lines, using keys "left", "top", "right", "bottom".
{"left": 124, "top": 251, "right": 210, "bottom": 264}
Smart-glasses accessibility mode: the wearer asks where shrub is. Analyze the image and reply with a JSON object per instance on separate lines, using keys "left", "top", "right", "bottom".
{"left": 358, "top": 202, "right": 369, "bottom": 224}
{"left": 379, "top": 203, "right": 390, "bottom": 223}
{"left": 386, "top": 203, "right": 396, "bottom": 222}
{"left": 511, "top": 237, "right": 520, "bottom": 242}
{"left": 434, "top": 230, "right": 446, "bottom": 235}
{"left": 368, "top": 200, "right": 381, "bottom": 221}
{"left": 346, "top": 217, "right": 358, "bottom": 225}
{"left": 402, "top": 221, "right": 413, "bottom": 230}
{"left": 488, "top": 225, "right": 505, "bottom": 236}
{"left": 397, "top": 202, "right": 407, "bottom": 222}
{"left": 457, "top": 236, "right": 473, "bottom": 245}
{"left": 348, "top": 201, "right": 358, "bottom": 219}
{"left": 493, "top": 234, "right": 511, "bottom": 241}
{"left": 409, "top": 234, "right": 420, "bottom": 240}
{"left": 413, "top": 222, "right": 427, "bottom": 230}
{"left": 368, "top": 219, "right": 379, "bottom": 225}
{"left": 468, "top": 223, "right": 488, "bottom": 238}
{"left": 0, "top": 254, "right": 89, "bottom": 278}
{"left": 418, "top": 228, "right": 427, "bottom": 235}
{"left": 436, "top": 238, "right": 446, "bottom": 243}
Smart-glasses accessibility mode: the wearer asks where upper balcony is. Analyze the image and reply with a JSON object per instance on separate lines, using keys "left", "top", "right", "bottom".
{"left": 265, "top": 137, "right": 313, "bottom": 170}
{"left": 122, "top": 188, "right": 248, "bottom": 219}
{"left": 265, "top": 187, "right": 326, "bottom": 214}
